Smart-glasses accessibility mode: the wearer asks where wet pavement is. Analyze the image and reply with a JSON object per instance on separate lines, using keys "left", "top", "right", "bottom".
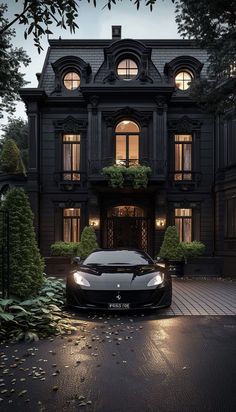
{"left": 0, "top": 313, "right": 236, "bottom": 412}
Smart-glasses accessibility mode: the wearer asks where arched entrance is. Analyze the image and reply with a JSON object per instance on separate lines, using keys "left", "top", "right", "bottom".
{"left": 106, "top": 205, "right": 149, "bottom": 251}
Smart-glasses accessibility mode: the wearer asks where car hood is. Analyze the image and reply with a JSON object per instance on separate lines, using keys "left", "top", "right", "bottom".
{"left": 73, "top": 264, "right": 164, "bottom": 290}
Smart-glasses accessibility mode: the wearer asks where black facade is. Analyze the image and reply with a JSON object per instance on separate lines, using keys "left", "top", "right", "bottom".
{"left": 16, "top": 27, "right": 236, "bottom": 275}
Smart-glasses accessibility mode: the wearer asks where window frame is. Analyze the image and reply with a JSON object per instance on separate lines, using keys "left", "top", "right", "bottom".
{"left": 115, "top": 120, "right": 140, "bottom": 166}
{"left": 62, "top": 134, "right": 81, "bottom": 181}
{"left": 175, "top": 208, "right": 193, "bottom": 242}
{"left": 174, "top": 134, "right": 193, "bottom": 181}
{"left": 63, "top": 71, "right": 81, "bottom": 90}
{"left": 63, "top": 208, "right": 81, "bottom": 242}
{"left": 116, "top": 58, "right": 139, "bottom": 81}
{"left": 175, "top": 70, "right": 193, "bottom": 91}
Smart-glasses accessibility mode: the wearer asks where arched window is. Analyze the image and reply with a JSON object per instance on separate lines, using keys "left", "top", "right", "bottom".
{"left": 115, "top": 120, "right": 140, "bottom": 166}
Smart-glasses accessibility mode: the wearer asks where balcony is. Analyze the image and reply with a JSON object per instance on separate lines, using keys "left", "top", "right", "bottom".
{"left": 54, "top": 170, "right": 87, "bottom": 190}
{"left": 169, "top": 171, "right": 202, "bottom": 191}
{"left": 88, "top": 159, "right": 166, "bottom": 181}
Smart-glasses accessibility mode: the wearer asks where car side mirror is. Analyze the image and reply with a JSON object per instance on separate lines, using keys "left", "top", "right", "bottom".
{"left": 72, "top": 256, "right": 81, "bottom": 265}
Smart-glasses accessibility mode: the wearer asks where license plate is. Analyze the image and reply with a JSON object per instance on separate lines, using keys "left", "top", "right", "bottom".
{"left": 108, "top": 303, "right": 130, "bottom": 309}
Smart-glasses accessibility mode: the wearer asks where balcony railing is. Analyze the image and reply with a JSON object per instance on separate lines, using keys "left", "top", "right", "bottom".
{"left": 217, "top": 62, "right": 236, "bottom": 82}
{"left": 88, "top": 159, "right": 166, "bottom": 180}
{"left": 54, "top": 171, "right": 87, "bottom": 189}
{"left": 169, "top": 171, "right": 202, "bottom": 185}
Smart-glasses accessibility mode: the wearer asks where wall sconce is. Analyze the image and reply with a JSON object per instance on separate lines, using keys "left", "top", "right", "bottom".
{"left": 89, "top": 218, "right": 100, "bottom": 229}
{"left": 155, "top": 217, "right": 166, "bottom": 229}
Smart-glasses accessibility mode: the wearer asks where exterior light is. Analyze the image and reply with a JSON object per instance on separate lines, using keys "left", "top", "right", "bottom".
{"left": 155, "top": 218, "right": 166, "bottom": 229}
{"left": 89, "top": 218, "right": 100, "bottom": 228}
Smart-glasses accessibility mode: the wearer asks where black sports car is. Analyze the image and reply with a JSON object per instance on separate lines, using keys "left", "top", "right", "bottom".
{"left": 66, "top": 249, "right": 172, "bottom": 310}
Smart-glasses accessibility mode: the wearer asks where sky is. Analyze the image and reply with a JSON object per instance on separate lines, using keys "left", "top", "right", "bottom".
{"left": 2, "top": 0, "right": 179, "bottom": 130}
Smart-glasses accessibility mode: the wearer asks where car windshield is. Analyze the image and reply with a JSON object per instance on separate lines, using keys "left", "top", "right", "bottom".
{"left": 83, "top": 250, "right": 153, "bottom": 266}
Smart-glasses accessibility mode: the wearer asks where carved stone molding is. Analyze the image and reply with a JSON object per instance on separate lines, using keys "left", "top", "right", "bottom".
{"left": 54, "top": 116, "right": 87, "bottom": 137}
{"left": 168, "top": 116, "right": 202, "bottom": 133}
{"left": 103, "top": 107, "right": 151, "bottom": 128}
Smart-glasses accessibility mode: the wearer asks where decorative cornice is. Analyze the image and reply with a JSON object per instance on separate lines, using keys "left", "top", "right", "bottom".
{"left": 168, "top": 116, "right": 202, "bottom": 133}
{"left": 53, "top": 116, "right": 87, "bottom": 137}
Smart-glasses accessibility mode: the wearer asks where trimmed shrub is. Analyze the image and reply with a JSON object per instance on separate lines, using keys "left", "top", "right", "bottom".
{"left": 78, "top": 226, "right": 99, "bottom": 259}
{"left": 159, "top": 226, "right": 184, "bottom": 261}
{"left": 181, "top": 241, "right": 206, "bottom": 260}
{"left": 50, "top": 241, "right": 80, "bottom": 258}
{"left": 0, "top": 138, "right": 26, "bottom": 174}
{"left": 0, "top": 187, "right": 44, "bottom": 298}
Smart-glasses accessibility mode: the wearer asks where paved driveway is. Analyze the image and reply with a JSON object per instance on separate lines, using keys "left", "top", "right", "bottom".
{"left": 165, "top": 278, "right": 236, "bottom": 316}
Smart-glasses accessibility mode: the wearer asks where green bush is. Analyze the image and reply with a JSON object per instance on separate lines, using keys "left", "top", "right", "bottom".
{"left": 50, "top": 241, "right": 80, "bottom": 257}
{"left": 159, "top": 226, "right": 184, "bottom": 261}
{"left": 102, "top": 164, "right": 126, "bottom": 188}
{"left": 102, "top": 164, "right": 152, "bottom": 189}
{"left": 126, "top": 165, "right": 151, "bottom": 189}
{"left": 0, "top": 138, "right": 26, "bottom": 174}
{"left": 78, "top": 226, "right": 99, "bottom": 259}
{"left": 181, "top": 241, "right": 206, "bottom": 260}
{"left": 0, "top": 187, "right": 44, "bottom": 298}
{"left": 0, "top": 277, "right": 76, "bottom": 342}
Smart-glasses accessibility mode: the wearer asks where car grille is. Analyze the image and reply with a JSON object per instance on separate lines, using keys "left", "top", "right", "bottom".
{"left": 81, "top": 290, "right": 159, "bottom": 306}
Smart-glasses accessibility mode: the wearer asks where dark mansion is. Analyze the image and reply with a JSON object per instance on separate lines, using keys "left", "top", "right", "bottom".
{"left": 10, "top": 26, "right": 236, "bottom": 276}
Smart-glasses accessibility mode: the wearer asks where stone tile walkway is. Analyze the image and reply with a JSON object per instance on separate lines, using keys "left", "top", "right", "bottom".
{"left": 161, "top": 278, "right": 236, "bottom": 316}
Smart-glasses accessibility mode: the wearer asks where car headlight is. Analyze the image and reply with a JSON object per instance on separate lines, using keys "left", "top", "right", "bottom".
{"left": 147, "top": 272, "right": 164, "bottom": 287}
{"left": 73, "top": 272, "right": 90, "bottom": 287}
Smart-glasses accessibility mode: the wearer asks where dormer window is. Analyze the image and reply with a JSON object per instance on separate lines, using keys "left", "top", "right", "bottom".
{"left": 117, "top": 59, "right": 138, "bottom": 81}
{"left": 63, "top": 71, "right": 80, "bottom": 90}
{"left": 175, "top": 70, "right": 193, "bottom": 90}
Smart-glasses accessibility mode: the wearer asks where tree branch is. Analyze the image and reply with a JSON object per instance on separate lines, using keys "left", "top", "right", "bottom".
{"left": 0, "top": 3, "right": 31, "bottom": 35}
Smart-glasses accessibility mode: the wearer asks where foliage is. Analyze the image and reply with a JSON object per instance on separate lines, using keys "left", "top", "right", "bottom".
{"left": 181, "top": 241, "right": 206, "bottom": 260}
{"left": 175, "top": 0, "right": 236, "bottom": 112}
{"left": 102, "top": 164, "right": 151, "bottom": 188}
{"left": 159, "top": 226, "right": 184, "bottom": 261}
{"left": 0, "top": 138, "right": 26, "bottom": 174}
{"left": 0, "top": 4, "right": 30, "bottom": 119}
{"left": 78, "top": 226, "right": 99, "bottom": 259}
{"left": 126, "top": 165, "right": 151, "bottom": 189}
{"left": 0, "top": 277, "right": 76, "bottom": 342}
{"left": 102, "top": 164, "right": 127, "bottom": 188}
{"left": 0, "top": 187, "right": 44, "bottom": 298}
{"left": 50, "top": 241, "right": 80, "bottom": 258}
{"left": 1, "top": 117, "right": 29, "bottom": 169}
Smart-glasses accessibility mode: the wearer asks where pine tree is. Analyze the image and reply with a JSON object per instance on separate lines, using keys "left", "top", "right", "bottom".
{"left": 159, "top": 226, "right": 184, "bottom": 261}
{"left": 0, "top": 187, "right": 44, "bottom": 298}
{"left": 0, "top": 138, "right": 26, "bottom": 174}
{"left": 78, "top": 226, "right": 99, "bottom": 259}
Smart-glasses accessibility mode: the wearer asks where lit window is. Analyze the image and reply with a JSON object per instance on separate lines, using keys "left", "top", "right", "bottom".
{"left": 63, "top": 134, "right": 80, "bottom": 181}
{"left": 108, "top": 205, "right": 145, "bottom": 217}
{"left": 117, "top": 59, "right": 138, "bottom": 80}
{"left": 174, "top": 134, "right": 192, "bottom": 181}
{"left": 175, "top": 208, "right": 192, "bottom": 242}
{"left": 175, "top": 71, "right": 193, "bottom": 90}
{"left": 63, "top": 208, "right": 80, "bottom": 242}
{"left": 63, "top": 72, "right": 80, "bottom": 90}
{"left": 115, "top": 120, "right": 140, "bottom": 166}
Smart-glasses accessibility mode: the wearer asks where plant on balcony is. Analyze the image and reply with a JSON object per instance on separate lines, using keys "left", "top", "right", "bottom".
{"left": 0, "top": 138, "right": 26, "bottom": 175}
{"left": 102, "top": 164, "right": 151, "bottom": 189}
{"left": 126, "top": 165, "right": 152, "bottom": 189}
{"left": 102, "top": 164, "right": 127, "bottom": 188}
{"left": 78, "top": 226, "right": 99, "bottom": 259}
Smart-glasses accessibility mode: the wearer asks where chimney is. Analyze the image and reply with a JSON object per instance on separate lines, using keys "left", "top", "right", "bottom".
{"left": 112, "top": 26, "right": 121, "bottom": 40}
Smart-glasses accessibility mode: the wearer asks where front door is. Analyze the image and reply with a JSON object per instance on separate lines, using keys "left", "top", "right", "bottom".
{"left": 105, "top": 205, "right": 149, "bottom": 252}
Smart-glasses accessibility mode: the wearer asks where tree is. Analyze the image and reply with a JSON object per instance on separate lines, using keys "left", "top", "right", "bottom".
{"left": 159, "top": 226, "right": 184, "bottom": 261}
{"left": 0, "top": 138, "right": 26, "bottom": 174}
{"left": 175, "top": 0, "right": 236, "bottom": 112}
{"left": 78, "top": 226, "right": 99, "bottom": 259}
{"left": 0, "top": 187, "right": 44, "bottom": 298}
{"left": 1, "top": 117, "right": 29, "bottom": 168}
{"left": 0, "top": 4, "right": 30, "bottom": 119}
